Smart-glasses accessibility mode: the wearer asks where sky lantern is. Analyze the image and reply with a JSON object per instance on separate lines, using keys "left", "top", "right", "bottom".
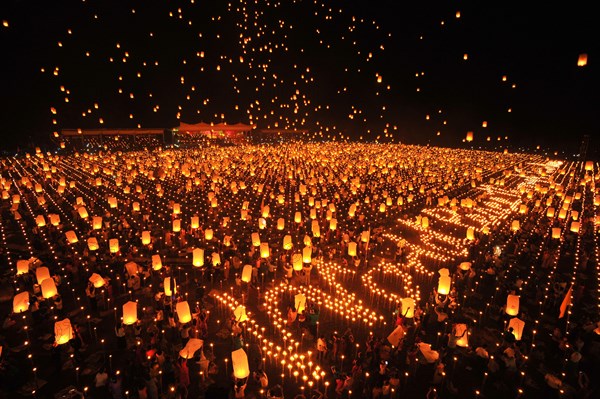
{"left": 173, "top": 203, "right": 181, "bottom": 215}
{"left": 455, "top": 324, "right": 469, "bottom": 347}
{"left": 571, "top": 210, "right": 579, "bottom": 221}
{"left": 13, "top": 291, "right": 29, "bottom": 313}
{"left": 258, "top": 217, "right": 267, "bottom": 229}
{"left": 132, "top": 202, "right": 140, "bottom": 212}
{"left": 78, "top": 206, "right": 89, "bottom": 219}
{"left": 193, "top": 248, "right": 204, "bottom": 267}
{"left": 142, "top": 231, "right": 151, "bottom": 245}
{"left": 506, "top": 294, "right": 520, "bottom": 316}
{"left": 36, "top": 266, "right": 51, "bottom": 284}
{"left": 164, "top": 277, "right": 176, "bottom": 296}
{"left": 312, "top": 220, "right": 320, "bottom": 237}
{"left": 241, "top": 209, "right": 248, "bottom": 220}
{"left": 329, "top": 218, "right": 337, "bottom": 230}
{"left": 176, "top": 301, "right": 192, "bottom": 324}
{"left": 87, "top": 237, "right": 99, "bottom": 251}
{"left": 292, "top": 253, "right": 303, "bottom": 271}
{"left": 584, "top": 161, "right": 593, "bottom": 171}
{"left": 437, "top": 268, "right": 451, "bottom": 295}
{"left": 558, "top": 209, "right": 567, "bottom": 219}
{"left": 205, "top": 228, "right": 214, "bottom": 240}
{"left": 54, "top": 319, "right": 74, "bottom": 345}
{"left": 302, "top": 246, "right": 312, "bottom": 263}
{"left": 459, "top": 262, "right": 471, "bottom": 271}
{"left": 191, "top": 216, "right": 200, "bottom": 229}
{"left": 295, "top": 293, "right": 307, "bottom": 313}
{"left": 511, "top": 220, "right": 520, "bottom": 231}
{"left": 577, "top": 53, "right": 588, "bottom": 67}
{"left": 12, "top": 194, "right": 20, "bottom": 204}
{"left": 519, "top": 204, "right": 527, "bottom": 214}
{"left": 348, "top": 204, "right": 356, "bottom": 217}
{"left": 179, "top": 338, "right": 204, "bottom": 359}
{"left": 108, "top": 196, "right": 117, "bottom": 208}
{"left": 241, "top": 265, "right": 252, "bottom": 282}
{"left": 466, "top": 131, "right": 473, "bottom": 142}
{"left": 348, "top": 241, "right": 357, "bottom": 256}
{"left": 89, "top": 273, "right": 105, "bottom": 288}
{"left": 152, "top": 254, "right": 162, "bottom": 270}
{"left": 361, "top": 230, "right": 370, "bottom": 243}
{"left": 260, "top": 242, "right": 270, "bottom": 258}
{"left": 294, "top": 211, "right": 302, "bottom": 223}
{"left": 211, "top": 252, "right": 221, "bottom": 266}
{"left": 125, "top": 262, "right": 139, "bottom": 276}
{"left": 92, "top": 216, "right": 102, "bottom": 230}
{"left": 232, "top": 348, "right": 250, "bottom": 379}
{"left": 42, "top": 278, "right": 58, "bottom": 298}
{"left": 36, "top": 215, "right": 46, "bottom": 227}
{"left": 552, "top": 228, "right": 561, "bottom": 239}
{"left": 17, "top": 259, "right": 29, "bottom": 275}
{"left": 547, "top": 207, "right": 555, "bottom": 218}
{"left": 123, "top": 301, "right": 138, "bottom": 325}
{"left": 283, "top": 235, "right": 293, "bottom": 250}
{"left": 65, "top": 230, "right": 78, "bottom": 244}
{"left": 401, "top": 297, "right": 415, "bottom": 318}
{"left": 508, "top": 317, "right": 525, "bottom": 340}
{"left": 262, "top": 205, "right": 270, "bottom": 218}
{"left": 173, "top": 219, "right": 181, "bottom": 232}
{"left": 277, "top": 218, "right": 285, "bottom": 230}
{"left": 49, "top": 214, "right": 60, "bottom": 226}
{"left": 234, "top": 305, "right": 248, "bottom": 322}
{"left": 109, "top": 238, "right": 119, "bottom": 253}
{"left": 570, "top": 221, "right": 580, "bottom": 233}
{"left": 251, "top": 232, "right": 261, "bottom": 247}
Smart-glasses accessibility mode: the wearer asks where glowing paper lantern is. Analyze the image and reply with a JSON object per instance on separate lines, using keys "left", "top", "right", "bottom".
{"left": 401, "top": 297, "right": 415, "bottom": 318}
{"left": 361, "top": 230, "right": 370, "bottom": 243}
{"left": 295, "top": 293, "right": 307, "bottom": 314}
{"left": 438, "top": 276, "right": 451, "bottom": 295}
{"left": 292, "top": 253, "right": 303, "bottom": 271}
{"left": 152, "top": 254, "right": 162, "bottom": 270}
{"left": 234, "top": 305, "right": 248, "bottom": 322}
{"left": 277, "top": 218, "right": 285, "bottom": 230}
{"left": 193, "top": 248, "right": 204, "bottom": 267}
{"left": 65, "top": 230, "right": 78, "bottom": 244}
{"left": 577, "top": 53, "right": 588, "bottom": 67}
{"left": 558, "top": 209, "right": 567, "bottom": 219}
{"left": 552, "top": 228, "right": 561, "bottom": 239}
{"left": 459, "top": 262, "right": 471, "bottom": 271}
{"left": 211, "top": 252, "right": 221, "bottom": 266}
{"left": 466, "top": 131, "right": 473, "bottom": 142}
{"left": 42, "top": 278, "right": 58, "bottom": 298}
{"left": 258, "top": 218, "right": 267, "bottom": 230}
{"left": 519, "top": 204, "right": 527, "bottom": 214}
{"left": 455, "top": 324, "right": 469, "bottom": 347}
{"left": 109, "top": 238, "right": 119, "bottom": 253}
{"left": 176, "top": 301, "right": 192, "bottom": 324}
{"left": 348, "top": 242, "right": 357, "bottom": 257}
{"left": 241, "top": 265, "right": 252, "bottom": 282}
{"left": 511, "top": 220, "right": 520, "bottom": 232}
{"left": 36, "top": 215, "right": 46, "bottom": 227}
{"left": 36, "top": 266, "right": 51, "bottom": 284}
{"left": 179, "top": 338, "right": 204, "bottom": 359}
{"left": 108, "top": 197, "right": 117, "bottom": 209}
{"left": 141, "top": 231, "right": 151, "bottom": 245}
{"left": 302, "top": 246, "right": 312, "bottom": 264}
{"left": 251, "top": 232, "right": 261, "bottom": 247}
{"left": 132, "top": 202, "right": 140, "bottom": 212}
{"left": 231, "top": 348, "right": 250, "bottom": 379}
{"left": 571, "top": 211, "right": 579, "bottom": 221}
{"left": 294, "top": 212, "right": 302, "bottom": 223}
{"left": 13, "top": 291, "right": 29, "bottom": 313}
{"left": 421, "top": 216, "right": 429, "bottom": 228}
{"left": 191, "top": 216, "right": 200, "bottom": 229}
{"left": 123, "top": 301, "right": 138, "bottom": 325}
{"left": 49, "top": 214, "right": 60, "bottom": 226}
{"left": 125, "top": 262, "right": 139, "bottom": 276}
{"left": 92, "top": 216, "right": 102, "bottom": 230}
{"left": 89, "top": 273, "right": 105, "bottom": 288}
{"left": 260, "top": 243, "right": 270, "bottom": 258}
{"left": 87, "top": 237, "right": 99, "bottom": 251}
{"left": 283, "top": 235, "right": 293, "bottom": 250}
{"left": 54, "top": 319, "right": 74, "bottom": 345}
{"left": 570, "top": 221, "right": 580, "bottom": 233}
{"left": 173, "top": 219, "right": 181, "bottom": 232}
{"left": 17, "top": 260, "right": 29, "bottom": 275}
{"left": 261, "top": 205, "right": 270, "bottom": 218}
{"left": 205, "top": 229, "right": 214, "bottom": 240}
{"left": 584, "top": 161, "right": 593, "bottom": 171}
{"left": 173, "top": 203, "right": 181, "bottom": 215}
{"left": 311, "top": 220, "right": 320, "bottom": 237}
{"left": 164, "top": 277, "right": 176, "bottom": 296}
{"left": 78, "top": 207, "right": 89, "bottom": 219}
{"left": 547, "top": 208, "right": 555, "bottom": 218}
{"left": 508, "top": 317, "right": 525, "bottom": 341}
{"left": 506, "top": 294, "right": 520, "bottom": 316}
{"left": 329, "top": 218, "right": 337, "bottom": 230}
{"left": 348, "top": 204, "right": 356, "bottom": 217}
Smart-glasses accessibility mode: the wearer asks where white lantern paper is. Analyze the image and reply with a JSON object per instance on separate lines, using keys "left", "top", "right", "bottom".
{"left": 231, "top": 348, "right": 250, "bottom": 379}
{"left": 176, "top": 301, "right": 192, "bottom": 324}
{"left": 13, "top": 291, "right": 30, "bottom": 313}
{"left": 54, "top": 318, "right": 74, "bottom": 345}
{"left": 241, "top": 265, "right": 252, "bottom": 283}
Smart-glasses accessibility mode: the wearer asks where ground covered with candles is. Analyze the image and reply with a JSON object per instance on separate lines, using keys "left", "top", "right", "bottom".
{"left": 0, "top": 142, "right": 599, "bottom": 399}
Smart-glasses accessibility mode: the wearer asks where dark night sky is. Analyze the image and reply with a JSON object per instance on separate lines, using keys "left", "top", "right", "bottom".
{"left": 0, "top": 0, "right": 597, "bottom": 156}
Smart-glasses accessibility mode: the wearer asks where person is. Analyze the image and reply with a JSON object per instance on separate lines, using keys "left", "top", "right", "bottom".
{"left": 95, "top": 366, "right": 109, "bottom": 390}
{"left": 86, "top": 282, "right": 98, "bottom": 313}
{"left": 317, "top": 334, "right": 327, "bottom": 362}
{"left": 115, "top": 322, "right": 126, "bottom": 350}
{"left": 253, "top": 369, "right": 269, "bottom": 389}
{"left": 234, "top": 378, "right": 247, "bottom": 399}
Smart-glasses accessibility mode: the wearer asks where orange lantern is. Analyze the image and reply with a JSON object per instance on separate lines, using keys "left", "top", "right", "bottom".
{"left": 89, "top": 273, "right": 105, "bottom": 288}
{"left": 295, "top": 293, "right": 307, "bottom": 314}
{"left": 329, "top": 218, "right": 337, "bottom": 230}
{"left": 401, "top": 297, "right": 415, "bottom": 318}
{"left": 241, "top": 265, "right": 252, "bottom": 282}
{"left": 211, "top": 252, "right": 221, "bottom": 266}
{"left": 176, "top": 301, "right": 192, "bottom": 324}
{"left": 65, "top": 230, "right": 78, "bottom": 244}
{"left": 508, "top": 317, "right": 525, "bottom": 340}
{"left": 506, "top": 294, "right": 519, "bottom": 316}
{"left": 511, "top": 220, "right": 520, "bottom": 232}
{"left": 173, "top": 219, "right": 181, "bottom": 232}
{"left": 292, "top": 253, "right": 303, "bottom": 271}
{"left": 260, "top": 243, "right": 270, "bottom": 258}
{"left": 466, "top": 131, "right": 473, "bottom": 142}
{"left": 123, "top": 301, "right": 138, "bottom": 325}
{"left": 141, "top": 231, "right": 151, "bottom": 245}
{"left": 277, "top": 218, "right": 285, "bottom": 231}
{"left": 234, "top": 305, "right": 248, "bottom": 322}
{"left": 205, "top": 228, "right": 214, "bottom": 240}
{"left": 164, "top": 277, "right": 176, "bottom": 296}
{"left": 348, "top": 242, "right": 357, "bottom": 257}
{"left": 577, "top": 53, "right": 588, "bottom": 67}
{"left": 42, "top": 278, "right": 58, "bottom": 298}
{"left": 36, "top": 215, "right": 46, "bottom": 227}
{"left": 16, "top": 260, "right": 29, "bottom": 275}
{"left": 302, "top": 246, "right": 312, "bottom": 264}
{"left": 193, "top": 248, "right": 204, "bottom": 267}
{"left": 191, "top": 216, "right": 200, "bottom": 229}
{"left": 78, "top": 207, "right": 89, "bottom": 219}
{"left": 92, "top": 216, "right": 102, "bottom": 230}
{"left": 570, "top": 221, "right": 580, "bottom": 233}
{"left": 54, "top": 318, "right": 74, "bottom": 345}
{"left": 294, "top": 212, "right": 302, "bottom": 223}
{"left": 152, "top": 254, "right": 162, "bottom": 271}
{"left": 36, "top": 266, "right": 51, "bottom": 284}
{"left": 232, "top": 348, "right": 250, "bottom": 379}
{"left": 13, "top": 291, "right": 30, "bottom": 313}
{"left": 455, "top": 324, "right": 469, "bottom": 347}
{"left": 552, "top": 227, "right": 561, "bottom": 239}
{"left": 283, "top": 235, "right": 293, "bottom": 250}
